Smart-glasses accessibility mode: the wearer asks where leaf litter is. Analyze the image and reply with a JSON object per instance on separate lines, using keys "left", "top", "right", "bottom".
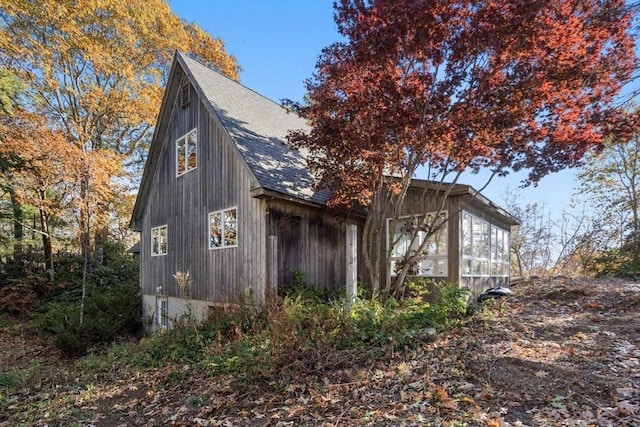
{"left": 1, "top": 277, "right": 639, "bottom": 426}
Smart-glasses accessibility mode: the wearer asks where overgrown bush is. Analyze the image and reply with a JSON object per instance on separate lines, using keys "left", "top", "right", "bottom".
{"left": 346, "top": 280, "right": 469, "bottom": 346}
{"left": 32, "top": 280, "right": 142, "bottom": 356}
{"left": 279, "top": 269, "right": 334, "bottom": 302}
{"left": 0, "top": 278, "right": 41, "bottom": 317}
{"left": 0, "top": 262, "right": 74, "bottom": 318}
{"left": 134, "top": 301, "right": 268, "bottom": 369}
{"left": 134, "top": 281, "right": 470, "bottom": 379}
{"left": 0, "top": 241, "right": 140, "bottom": 318}
{"left": 29, "top": 241, "right": 142, "bottom": 356}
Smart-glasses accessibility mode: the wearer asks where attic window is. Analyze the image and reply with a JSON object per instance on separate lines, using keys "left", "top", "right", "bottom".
{"left": 180, "top": 78, "right": 190, "bottom": 107}
{"left": 176, "top": 128, "right": 197, "bottom": 176}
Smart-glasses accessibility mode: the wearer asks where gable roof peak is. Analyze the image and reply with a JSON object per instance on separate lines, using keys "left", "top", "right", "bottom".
{"left": 177, "top": 51, "right": 331, "bottom": 206}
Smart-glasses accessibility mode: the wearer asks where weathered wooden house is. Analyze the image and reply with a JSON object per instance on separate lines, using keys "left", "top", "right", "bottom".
{"left": 130, "top": 52, "right": 518, "bottom": 331}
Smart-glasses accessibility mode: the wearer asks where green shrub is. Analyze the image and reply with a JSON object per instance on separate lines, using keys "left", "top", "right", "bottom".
{"left": 134, "top": 324, "right": 204, "bottom": 367}
{"left": 0, "top": 370, "right": 26, "bottom": 388}
{"left": 135, "top": 302, "right": 267, "bottom": 369}
{"left": 0, "top": 359, "right": 41, "bottom": 390}
{"left": 32, "top": 281, "right": 142, "bottom": 356}
{"left": 587, "top": 232, "right": 640, "bottom": 279}
{"left": 28, "top": 241, "right": 142, "bottom": 356}
{"left": 279, "top": 269, "right": 335, "bottom": 302}
{"left": 347, "top": 298, "right": 397, "bottom": 345}
{"left": 341, "top": 281, "right": 469, "bottom": 347}
{"left": 0, "top": 241, "right": 141, "bottom": 319}
{"left": 51, "top": 252, "right": 85, "bottom": 287}
{"left": 0, "top": 313, "right": 10, "bottom": 328}
{"left": 400, "top": 280, "right": 470, "bottom": 330}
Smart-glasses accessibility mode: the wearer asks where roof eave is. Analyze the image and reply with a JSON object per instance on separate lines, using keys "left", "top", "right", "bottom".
{"left": 406, "top": 178, "right": 519, "bottom": 225}
{"left": 464, "top": 188, "right": 520, "bottom": 226}
{"left": 250, "top": 186, "right": 324, "bottom": 209}
{"left": 251, "top": 186, "right": 368, "bottom": 220}
{"left": 129, "top": 51, "right": 183, "bottom": 229}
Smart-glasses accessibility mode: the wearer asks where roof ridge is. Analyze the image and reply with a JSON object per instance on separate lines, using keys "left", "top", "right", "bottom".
{"left": 177, "top": 51, "right": 293, "bottom": 115}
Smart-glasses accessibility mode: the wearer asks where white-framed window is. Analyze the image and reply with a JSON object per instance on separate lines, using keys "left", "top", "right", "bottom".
{"left": 157, "top": 296, "right": 168, "bottom": 328}
{"left": 461, "top": 212, "right": 510, "bottom": 277}
{"left": 176, "top": 128, "right": 197, "bottom": 176}
{"left": 491, "top": 227, "right": 510, "bottom": 276}
{"left": 209, "top": 207, "right": 238, "bottom": 249}
{"left": 151, "top": 225, "right": 168, "bottom": 256}
{"left": 388, "top": 212, "right": 448, "bottom": 277}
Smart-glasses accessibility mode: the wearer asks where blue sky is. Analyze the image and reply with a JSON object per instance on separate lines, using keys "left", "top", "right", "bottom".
{"left": 167, "top": 0, "right": 595, "bottom": 211}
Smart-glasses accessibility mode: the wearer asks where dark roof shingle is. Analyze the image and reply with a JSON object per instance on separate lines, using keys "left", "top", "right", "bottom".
{"left": 180, "top": 53, "right": 330, "bottom": 205}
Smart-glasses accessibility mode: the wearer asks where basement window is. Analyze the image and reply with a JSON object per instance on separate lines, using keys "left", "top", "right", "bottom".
{"left": 209, "top": 208, "right": 238, "bottom": 249}
{"left": 157, "top": 296, "right": 168, "bottom": 328}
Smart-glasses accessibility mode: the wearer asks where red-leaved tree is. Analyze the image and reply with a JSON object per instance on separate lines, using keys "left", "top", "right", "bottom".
{"left": 289, "top": 0, "right": 637, "bottom": 297}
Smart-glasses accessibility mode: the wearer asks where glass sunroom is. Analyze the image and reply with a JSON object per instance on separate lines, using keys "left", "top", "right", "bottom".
{"left": 384, "top": 180, "right": 519, "bottom": 296}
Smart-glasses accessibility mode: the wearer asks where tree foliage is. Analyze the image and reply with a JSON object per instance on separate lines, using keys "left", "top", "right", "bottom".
{"left": 576, "top": 109, "right": 640, "bottom": 277}
{"left": 0, "top": 0, "right": 239, "bottom": 275}
{"left": 290, "top": 0, "right": 637, "bottom": 296}
{"left": 578, "top": 111, "right": 640, "bottom": 239}
{"left": 503, "top": 191, "right": 590, "bottom": 278}
{"left": 0, "top": 68, "right": 24, "bottom": 115}
{"left": 0, "top": 0, "right": 238, "bottom": 160}
{"left": 0, "top": 108, "right": 76, "bottom": 271}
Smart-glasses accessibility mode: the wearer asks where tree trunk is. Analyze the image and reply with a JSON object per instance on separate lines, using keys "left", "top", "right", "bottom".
{"left": 9, "top": 189, "right": 24, "bottom": 272}
{"left": 362, "top": 212, "right": 381, "bottom": 298}
{"left": 94, "top": 226, "right": 107, "bottom": 265}
{"left": 80, "top": 170, "right": 91, "bottom": 326}
{"left": 37, "top": 194, "right": 54, "bottom": 280}
{"left": 94, "top": 199, "right": 110, "bottom": 265}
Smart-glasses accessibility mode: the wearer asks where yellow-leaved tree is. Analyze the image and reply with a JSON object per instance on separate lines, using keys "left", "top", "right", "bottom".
{"left": 0, "top": 108, "right": 76, "bottom": 276}
{"left": 0, "top": 0, "right": 239, "bottom": 323}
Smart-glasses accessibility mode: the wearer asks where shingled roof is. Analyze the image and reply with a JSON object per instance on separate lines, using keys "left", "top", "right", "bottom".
{"left": 183, "top": 53, "right": 330, "bottom": 203}
{"left": 130, "top": 52, "right": 329, "bottom": 230}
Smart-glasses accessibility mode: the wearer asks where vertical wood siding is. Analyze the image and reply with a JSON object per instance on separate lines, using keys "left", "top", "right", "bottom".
{"left": 140, "top": 72, "right": 267, "bottom": 306}
{"left": 448, "top": 197, "right": 462, "bottom": 285}
{"left": 267, "top": 200, "right": 348, "bottom": 293}
{"left": 137, "top": 68, "right": 516, "bottom": 307}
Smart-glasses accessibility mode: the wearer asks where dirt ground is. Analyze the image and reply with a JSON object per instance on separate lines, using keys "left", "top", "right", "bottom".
{"left": 1, "top": 277, "right": 639, "bottom": 426}
{"left": 458, "top": 277, "right": 640, "bottom": 426}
